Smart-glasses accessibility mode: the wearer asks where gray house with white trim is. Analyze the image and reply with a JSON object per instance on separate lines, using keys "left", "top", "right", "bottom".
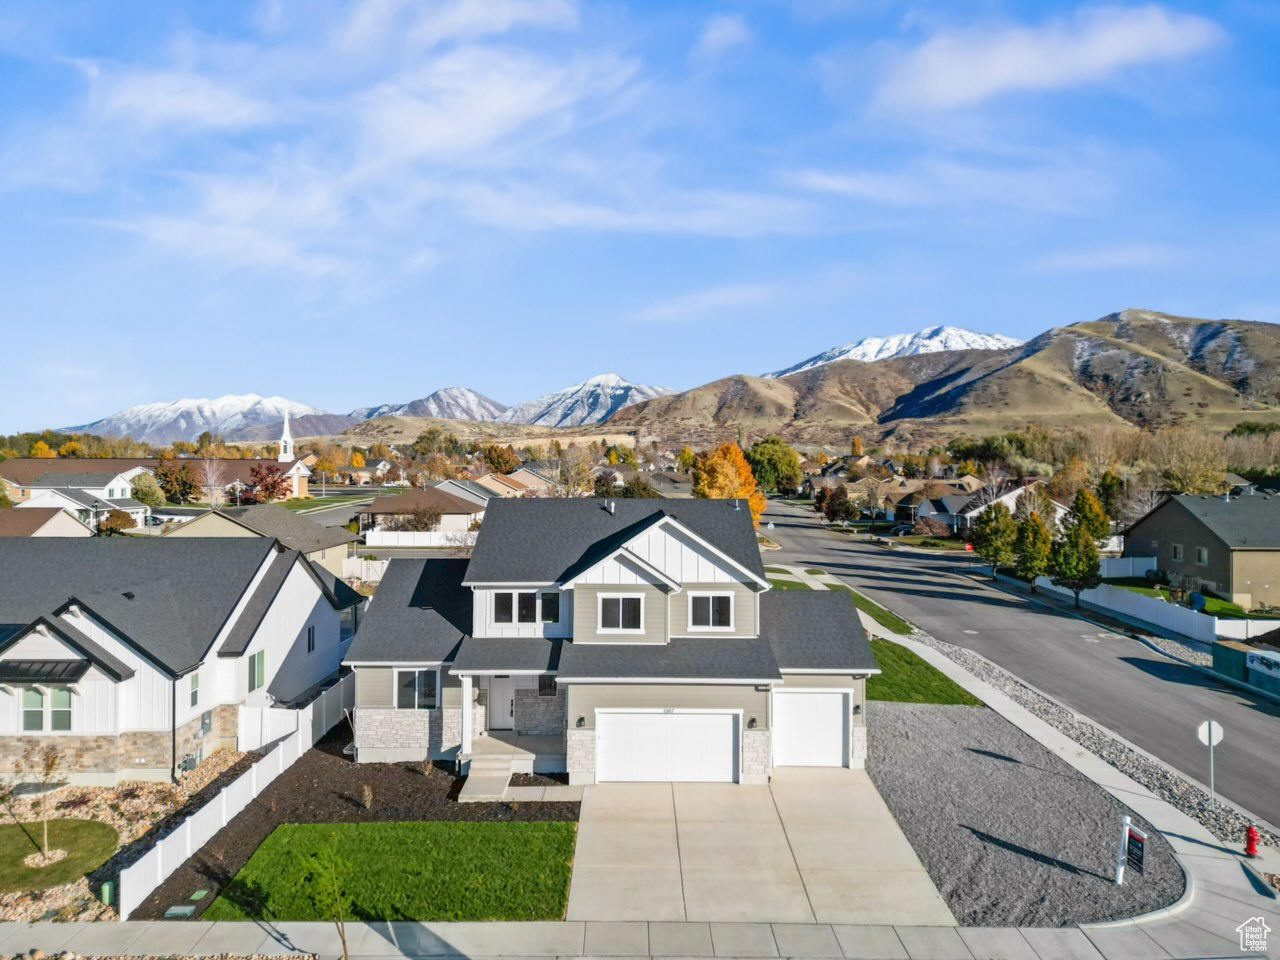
{"left": 345, "top": 498, "right": 877, "bottom": 785}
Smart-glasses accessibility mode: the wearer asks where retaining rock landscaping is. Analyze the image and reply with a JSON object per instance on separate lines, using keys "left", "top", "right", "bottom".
{"left": 868, "top": 701, "right": 1185, "bottom": 927}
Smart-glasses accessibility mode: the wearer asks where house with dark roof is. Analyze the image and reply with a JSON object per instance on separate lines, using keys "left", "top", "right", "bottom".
{"left": 357, "top": 487, "right": 484, "bottom": 547}
{"left": 162, "top": 503, "right": 358, "bottom": 576}
{"left": 344, "top": 498, "right": 877, "bottom": 787}
{"left": 16, "top": 469, "right": 152, "bottom": 531}
{"left": 0, "top": 539, "right": 362, "bottom": 785}
{"left": 0, "top": 506, "right": 92, "bottom": 538}
{"left": 915, "top": 478, "right": 1067, "bottom": 531}
{"left": 1124, "top": 492, "right": 1280, "bottom": 610}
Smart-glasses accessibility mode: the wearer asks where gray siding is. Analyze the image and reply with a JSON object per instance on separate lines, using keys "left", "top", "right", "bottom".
{"left": 441, "top": 669, "right": 463, "bottom": 709}
{"left": 355, "top": 667, "right": 393, "bottom": 708}
{"left": 669, "top": 582, "right": 759, "bottom": 637}
{"left": 572, "top": 584, "right": 668, "bottom": 644}
{"left": 1125, "top": 506, "right": 1234, "bottom": 596}
{"left": 566, "top": 683, "right": 768, "bottom": 729}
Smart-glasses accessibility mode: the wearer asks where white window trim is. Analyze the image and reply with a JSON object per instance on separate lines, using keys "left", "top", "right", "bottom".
{"left": 597, "top": 592, "right": 646, "bottom": 634}
{"left": 395, "top": 667, "right": 442, "bottom": 711}
{"left": 494, "top": 590, "right": 560, "bottom": 626}
{"left": 22, "top": 686, "right": 73, "bottom": 733}
{"left": 1196, "top": 547, "right": 1209, "bottom": 566}
{"left": 687, "top": 591, "right": 735, "bottom": 632}
{"left": 1172, "top": 543, "right": 1183, "bottom": 561}
{"left": 190, "top": 671, "right": 200, "bottom": 708}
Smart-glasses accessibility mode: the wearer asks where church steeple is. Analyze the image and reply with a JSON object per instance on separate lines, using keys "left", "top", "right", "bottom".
{"left": 278, "top": 408, "right": 294, "bottom": 463}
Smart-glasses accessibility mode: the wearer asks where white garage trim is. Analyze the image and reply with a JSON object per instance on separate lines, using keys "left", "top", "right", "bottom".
{"left": 595, "top": 708, "right": 741, "bottom": 783}
{"left": 771, "top": 688, "right": 850, "bottom": 768}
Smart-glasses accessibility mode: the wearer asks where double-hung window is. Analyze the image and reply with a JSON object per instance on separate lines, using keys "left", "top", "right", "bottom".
{"left": 1172, "top": 543, "right": 1184, "bottom": 562}
{"left": 1196, "top": 546, "right": 1209, "bottom": 566}
{"left": 23, "top": 688, "right": 71, "bottom": 731}
{"left": 599, "top": 594, "right": 643, "bottom": 632}
{"left": 248, "top": 650, "right": 266, "bottom": 693}
{"left": 690, "top": 593, "right": 734, "bottom": 630}
{"left": 23, "top": 689, "right": 43, "bottom": 731}
{"left": 495, "top": 591, "right": 560, "bottom": 625}
{"left": 190, "top": 671, "right": 200, "bottom": 708}
{"left": 396, "top": 668, "right": 439, "bottom": 710}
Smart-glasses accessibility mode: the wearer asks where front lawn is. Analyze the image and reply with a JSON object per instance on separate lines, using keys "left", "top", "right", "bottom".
{"left": 767, "top": 578, "right": 809, "bottom": 591}
{"left": 0, "top": 820, "right": 119, "bottom": 894}
{"left": 204, "top": 821, "right": 577, "bottom": 922}
{"left": 282, "top": 496, "right": 366, "bottom": 512}
{"left": 867, "top": 638, "right": 982, "bottom": 706}
{"left": 1104, "top": 578, "right": 1280, "bottom": 619}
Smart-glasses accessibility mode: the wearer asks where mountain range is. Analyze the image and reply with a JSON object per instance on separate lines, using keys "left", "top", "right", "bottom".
{"left": 60, "top": 312, "right": 1280, "bottom": 445}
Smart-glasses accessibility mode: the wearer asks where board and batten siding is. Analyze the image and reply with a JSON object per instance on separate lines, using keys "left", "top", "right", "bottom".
{"left": 472, "top": 587, "right": 572, "bottom": 639}
{"left": 610, "top": 520, "right": 752, "bottom": 584}
{"left": 572, "top": 583, "right": 668, "bottom": 644}
{"left": 669, "top": 582, "right": 759, "bottom": 637}
{"left": 566, "top": 683, "right": 768, "bottom": 729}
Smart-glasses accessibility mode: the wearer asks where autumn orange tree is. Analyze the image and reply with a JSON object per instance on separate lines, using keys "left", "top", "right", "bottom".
{"left": 692, "top": 443, "right": 768, "bottom": 526}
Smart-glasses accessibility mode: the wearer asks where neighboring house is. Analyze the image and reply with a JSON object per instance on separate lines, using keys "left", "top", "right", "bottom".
{"left": 357, "top": 487, "right": 484, "bottom": 535}
{"left": 0, "top": 458, "right": 155, "bottom": 505}
{"left": 474, "top": 473, "right": 527, "bottom": 498}
{"left": 0, "top": 507, "right": 93, "bottom": 538}
{"left": 506, "top": 467, "right": 556, "bottom": 493}
{"left": 649, "top": 471, "right": 694, "bottom": 499}
{"left": 18, "top": 471, "right": 151, "bottom": 531}
{"left": 434, "top": 478, "right": 498, "bottom": 508}
{"left": 916, "top": 479, "right": 1068, "bottom": 532}
{"left": 1124, "top": 492, "right": 1280, "bottom": 610}
{"left": 0, "top": 538, "right": 363, "bottom": 784}
{"left": 162, "top": 503, "right": 358, "bottom": 577}
{"left": 344, "top": 498, "right": 878, "bottom": 785}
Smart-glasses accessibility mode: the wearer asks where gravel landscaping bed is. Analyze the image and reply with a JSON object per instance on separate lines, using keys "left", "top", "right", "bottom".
{"left": 909, "top": 630, "right": 1280, "bottom": 848}
{"left": 132, "top": 728, "right": 578, "bottom": 921}
{"left": 868, "top": 701, "right": 1185, "bottom": 926}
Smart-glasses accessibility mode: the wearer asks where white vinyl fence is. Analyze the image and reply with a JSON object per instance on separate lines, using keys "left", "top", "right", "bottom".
{"left": 363, "top": 529, "right": 476, "bottom": 548}
{"left": 117, "top": 674, "right": 354, "bottom": 920}
{"left": 342, "top": 556, "right": 389, "bottom": 582}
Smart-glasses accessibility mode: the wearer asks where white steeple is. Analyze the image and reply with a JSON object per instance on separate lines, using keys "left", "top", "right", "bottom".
{"left": 278, "top": 408, "right": 294, "bottom": 463}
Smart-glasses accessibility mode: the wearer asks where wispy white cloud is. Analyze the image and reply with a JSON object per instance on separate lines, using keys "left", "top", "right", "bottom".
{"left": 82, "top": 64, "right": 273, "bottom": 130}
{"left": 693, "top": 14, "right": 750, "bottom": 61}
{"left": 1030, "top": 242, "right": 1189, "bottom": 272}
{"left": 631, "top": 283, "right": 777, "bottom": 323}
{"left": 875, "top": 5, "right": 1224, "bottom": 111}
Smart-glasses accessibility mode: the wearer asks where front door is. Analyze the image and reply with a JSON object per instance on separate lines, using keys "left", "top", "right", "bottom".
{"left": 488, "top": 676, "right": 516, "bottom": 731}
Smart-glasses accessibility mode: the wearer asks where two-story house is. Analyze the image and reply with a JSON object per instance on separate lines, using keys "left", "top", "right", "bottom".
{"left": 0, "top": 538, "right": 363, "bottom": 784}
{"left": 17, "top": 470, "right": 152, "bottom": 531}
{"left": 344, "top": 498, "right": 877, "bottom": 785}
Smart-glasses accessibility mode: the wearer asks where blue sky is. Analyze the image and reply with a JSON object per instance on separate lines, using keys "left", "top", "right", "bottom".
{"left": 2, "top": 0, "right": 1278, "bottom": 432}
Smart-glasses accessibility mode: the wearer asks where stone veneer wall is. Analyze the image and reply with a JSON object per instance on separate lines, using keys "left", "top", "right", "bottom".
{"left": 567, "top": 727, "right": 595, "bottom": 785}
{"left": 851, "top": 725, "right": 867, "bottom": 769}
{"left": 513, "top": 688, "right": 566, "bottom": 736}
{"left": 742, "top": 728, "right": 771, "bottom": 781}
{"left": 355, "top": 707, "right": 463, "bottom": 762}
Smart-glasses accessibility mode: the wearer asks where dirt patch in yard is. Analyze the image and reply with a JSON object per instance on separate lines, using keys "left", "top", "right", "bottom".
{"left": 131, "top": 728, "right": 578, "bottom": 921}
{"left": 509, "top": 772, "right": 569, "bottom": 787}
{"left": 868, "top": 701, "right": 1185, "bottom": 927}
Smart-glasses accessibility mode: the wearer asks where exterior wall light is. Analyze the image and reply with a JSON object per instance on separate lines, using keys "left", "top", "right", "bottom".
{"left": 852, "top": 703, "right": 862, "bottom": 716}
{"left": 747, "top": 716, "right": 758, "bottom": 729}
{"left": 576, "top": 715, "right": 586, "bottom": 728}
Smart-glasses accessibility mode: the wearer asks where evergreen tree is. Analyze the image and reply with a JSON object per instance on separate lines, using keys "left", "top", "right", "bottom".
{"left": 1070, "top": 487, "right": 1111, "bottom": 543}
{"left": 1014, "top": 511, "right": 1052, "bottom": 592}
{"left": 971, "top": 501, "right": 1017, "bottom": 578}
{"left": 1094, "top": 470, "right": 1125, "bottom": 524}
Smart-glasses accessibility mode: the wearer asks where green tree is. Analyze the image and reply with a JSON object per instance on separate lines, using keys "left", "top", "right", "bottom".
{"left": 481, "top": 444, "right": 520, "bottom": 473}
{"left": 620, "top": 475, "right": 660, "bottom": 498}
{"left": 1014, "top": 511, "right": 1052, "bottom": 592}
{"left": 97, "top": 509, "right": 137, "bottom": 536}
{"left": 677, "top": 446, "right": 696, "bottom": 473}
{"left": 971, "top": 502, "right": 1017, "bottom": 579}
{"left": 1070, "top": 487, "right": 1111, "bottom": 543}
{"left": 154, "top": 456, "right": 198, "bottom": 503}
{"left": 298, "top": 835, "right": 355, "bottom": 960}
{"left": 822, "top": 484, "right": 850, "bottom": 523}
{"left": 0, "top": 490, "right": 12, "bottom": 509}
{"left": 745, "top": 437, "right": 803, "bottom": 496}
{"left": 1049, "top": 522, "right": 1102, "bottom": 607}
{"left": 130, "top": 473, "right": 165, "bottom": 508}
{"left": 1094, "top": 470, "right": 1125, "bottom": 521}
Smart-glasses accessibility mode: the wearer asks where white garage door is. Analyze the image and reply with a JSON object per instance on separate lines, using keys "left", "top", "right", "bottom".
{"left": 773, "top": 691, "right": 848, "bottom": 767}
{"left": 596, "top": 711, "right": 738, "bottom": 782}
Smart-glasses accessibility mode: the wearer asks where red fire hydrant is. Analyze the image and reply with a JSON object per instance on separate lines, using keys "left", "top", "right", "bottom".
{"left": 1245, "top": 824, "right": 1260, "bottom": 858}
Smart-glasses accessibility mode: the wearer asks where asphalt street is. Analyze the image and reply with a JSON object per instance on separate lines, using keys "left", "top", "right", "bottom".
{"left": 765, "top": 500, "right": 1280, "bottom": 829}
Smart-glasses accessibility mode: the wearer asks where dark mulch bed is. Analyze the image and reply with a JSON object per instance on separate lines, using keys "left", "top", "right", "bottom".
{"left": 133, "top": 728, "right": 579, "bottom": 920}
{"left": 510, "top": 771, "right": 569, "bottom": 787}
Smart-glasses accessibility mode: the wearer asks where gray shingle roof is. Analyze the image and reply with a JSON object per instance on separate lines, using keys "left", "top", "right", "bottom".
{"left": 451, "top": 637, "right": 561, "bottom": 673}
{"left": 556, "top": 637, "right": 782, "bottom": 682}
{"left": 344, "top": 558, "right": 471, "bottom": 664}
{"left": 1147, "top": 493, "right": 1280, "bottom": 549}
{"left": 0, "top": 539, "right": 279, "bottom": 675}
{"left": 219, "top": 503, "right": 358, "bottom": 553}
{"left": 465, "top": 498, "right": 766, "bottom": 585}
{"left": 760, "top": 592, "right": 878, "bottom": 673}
{"left": 31, "top": 472, "right": 124, "bottom": 487}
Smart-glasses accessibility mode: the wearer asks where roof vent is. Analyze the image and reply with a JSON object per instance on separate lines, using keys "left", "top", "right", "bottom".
{"left": 122, "top": 591, "right": 135, "bottom": 600}
{"left": 608, "top": 500, "right": 616, "bottom": 516}
{"left": 733, "top": 500, "right": 741, "bottom": 511}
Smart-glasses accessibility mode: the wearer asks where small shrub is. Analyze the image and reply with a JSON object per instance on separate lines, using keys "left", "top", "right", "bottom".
{"left": 360, "top": 784, "right": 374, "bottom": 810}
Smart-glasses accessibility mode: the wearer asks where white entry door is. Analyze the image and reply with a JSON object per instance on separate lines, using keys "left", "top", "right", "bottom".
{"left": 772, "top": 690, "right": 848, "bottom": 767}
{"left": 596, "top": 710, "right": 738, "bottom": 782}
{"left": 488, "top": 676, "right": 516, "bottom": 730}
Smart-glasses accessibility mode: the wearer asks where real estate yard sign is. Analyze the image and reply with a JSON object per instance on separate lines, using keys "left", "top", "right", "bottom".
{"left": 1245, "top": 651, "right": 1280, "bottom": 679}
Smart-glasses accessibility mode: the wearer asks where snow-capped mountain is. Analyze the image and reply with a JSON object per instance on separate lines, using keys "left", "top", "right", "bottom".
{"left": 766, "top": 326, "right": 1025, "bottom": 378}
{"left": 63, "top": 394, "right": 345, "bottom": 445}
{"left": 350, "top": 387, "right": 508, "bottom": 422}
{"left": 497, "top": 373, "right": 674, "bottom": 427}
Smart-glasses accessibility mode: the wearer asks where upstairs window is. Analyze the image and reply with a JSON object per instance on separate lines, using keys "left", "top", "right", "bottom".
{"left": 541, "top": 592, "right": 560, "bottom": 624}
{"left": 1196, "top": 546, "right": 1209, "bottom": 566}
{"left": 495, "top": 591, "right": 550, "bottom": 625}
{"left": 306, "top": 625, "right": 316, "bottom": 653}
{"left": 396, "top": 668, "right": 439, "bottom": 710}
{"left": 600, "top": 594, "right": 643, "bottom": 632}
{"left": 1172, "top": 544, "right": 1184, "bottom": 562}
{"left": 248, "top": 650, "right": 266, "bottom": 693}
{"left": 690, "top": 593, "right": 734, "bottom": 630}
{"left": 190, "top": 672, "right": 200, "bottom": 708}
{"left": 518, "top": 592, "right": 537, "bottom": 623}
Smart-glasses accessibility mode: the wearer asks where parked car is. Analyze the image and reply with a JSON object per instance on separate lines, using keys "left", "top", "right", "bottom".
{"left": 144, "top": 516, "right": 164, "bottom": 526}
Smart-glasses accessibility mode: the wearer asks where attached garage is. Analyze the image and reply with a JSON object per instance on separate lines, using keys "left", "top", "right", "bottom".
{"left": 772, "top": 689, "right": 849, "bottom": 767}
{"left": 595, "top": 709, "right": 740, "bottom": 782}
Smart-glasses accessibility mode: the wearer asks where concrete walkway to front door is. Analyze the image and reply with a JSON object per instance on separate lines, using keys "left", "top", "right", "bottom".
{"left": 566, "top": 771, "right": 955, "bottom": 925}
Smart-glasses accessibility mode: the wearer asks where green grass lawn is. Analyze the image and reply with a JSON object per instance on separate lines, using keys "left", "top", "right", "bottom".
{"left": 1104, "top": 578, "right": 1280, "bottom": 619}
{"left": 804, "top": 567, "right": 826, "bottom": 575}
{"left": 282, "top": 496, "right": 367, "bottom": 512}
{"left": 867, "top": 638, "right": 983, "bottom": 706}
{"left": 828, "top": 585, "right": 914, "bottom": 636}
{"left": 0, "top": 820, "right": 119, "bottom": 894}
{"left": 204, "top": 822, "right": 577, "bottom": 922}
{"left": 767, "top": 578, "right": 809, "bottom": 591}
{"left": 892, "top": 535, "right": 965, "bottom": 550}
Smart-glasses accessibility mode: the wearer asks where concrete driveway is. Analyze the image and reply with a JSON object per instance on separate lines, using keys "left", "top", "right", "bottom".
{"left": 566, "top": 768, "right": 954, "bottom": 925}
